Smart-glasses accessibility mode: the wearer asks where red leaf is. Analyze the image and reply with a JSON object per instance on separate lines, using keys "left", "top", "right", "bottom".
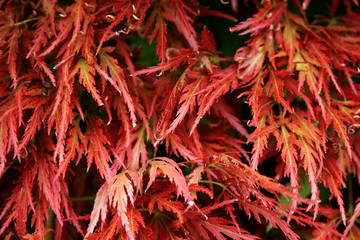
{"left": 33, "top": 149, "right": 63, "bottom": 226}
{"left": 283, "top": 13, "right": 300, "bottom": 70}
{"left": 230, "top": 2, "right": 286, "bottom": 36}
{"left": 146, "top": 5, "right": 168, "bottom": 62}
{"left": 325, "top": 102, "right": 353, "bottom": 158}
{"left": 146, "top": 157, "right": 193, "bottom": 205}
{"left": 86, "top": 183, "right": 109, "bottom": 237}
{"left": 308, "top": 42, "right": 344, "bottom": 96}
{"left": 148, "top": 186, "right": 184, "bottom": 224}
{"left": 51, "top": 84, "right": 73, "bottom": 165}
{"left": 186, "top": 216, "right": 257, "bottom": 240}
{"left": 192, "top": 65, "right": 238, "bottom": 135}
{"left": 166, "top": 133, "right": 197, "bottom": 161}
{"left": 344, "top": 198, "right": 360, "bottom": 238}
{"left": 201, "top": 26, "right": 217, "bottom": 54}
{"left": 69, "top": 0, "right": 85, "bottom": 45}
{"left": 134, "top": 49, "right": 196, "bottom": 76}
{"left": 213, "top": 100, "right": 249, "bottom": 137}
{"left": 265, "top": 68, "right": 292, "bottom": 113}
{"left": 97, "top": 48, "right": 136, "bottom": 127}
{"left": 321, "top": 155, "right": 347, "bottom": 226}
{"left": 109, "top": 170, "right": 139, "bottom": 240}
{"left": 7, "top": 29, "right": 19, "bottom": 88}
{"left": 164, "top": 76, "right": 204, "bottom": 138}
{"left": 16, "top": 105, "right": 43, "bottom": 157}
{"left": 38, "top": 18, "right": 74, "bottom": 58}
{"left": 54, "top": 117, "right": 85, "bottom": 179}
{"left": 86, "top": 115, "right": 113, "bottom": 183}
{"left": 71, "top": 58, "right": 103, "bottom": 106}
{"left": 169, "top": 0, "right": 198, "bottom": 49}
{"left": 95, "top": 2, "right": 130, "bottom": 54}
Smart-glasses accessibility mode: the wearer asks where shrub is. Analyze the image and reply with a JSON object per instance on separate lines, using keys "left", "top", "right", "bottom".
{"left": 0, "top": 0, "right": 360, "bottom": 239}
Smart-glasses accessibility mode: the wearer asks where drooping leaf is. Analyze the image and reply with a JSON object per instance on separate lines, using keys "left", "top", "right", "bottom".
{"left": 109, "top": 170, "right": 139, "bottom": 240}
{"left": 71, "top": 58, "right": 103, "bottom": 106}
{"left": 55, "top": 116, "right": 85, "bottom": 179}
{"left": 146, "top": 157, "right": 193, "bottom": 204}
{"left": 86, "top": 183, "right": 109, "bottom": 237}
{"left": 85, "top": 115, "right": 113, "bottom": 183}
{"left": 97, "top": 47, "right": 136, "bottom": 127}
{"left": 188, "top": 217, "right": 257, "bottom": 240}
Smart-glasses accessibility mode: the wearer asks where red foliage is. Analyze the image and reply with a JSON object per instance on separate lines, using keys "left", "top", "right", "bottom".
{"left": 0, "top": 0, "right": 360, "bottom": 239}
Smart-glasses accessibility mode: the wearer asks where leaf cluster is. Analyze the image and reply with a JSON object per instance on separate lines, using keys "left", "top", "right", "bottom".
{"left": 0, "top": 0, "right": 360, "bottom": 239}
